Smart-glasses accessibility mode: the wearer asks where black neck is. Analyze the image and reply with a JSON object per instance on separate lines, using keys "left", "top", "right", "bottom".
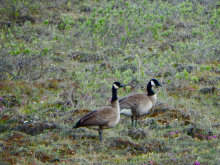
{"left": 111, "top": 86, "right": 117, "bottom": 102}
{"left": 147, "top": 81, "right": 155, "bottom": 96}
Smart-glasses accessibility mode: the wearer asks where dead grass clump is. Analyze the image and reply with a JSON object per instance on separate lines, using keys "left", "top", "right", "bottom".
{"left": 110, "top": 138, "right": 140, "bottom": 150}
{"left": 79, "top": 53, "right": 103, "bottom": 63}
{"left": 16, "top": 15, "right": 36, "bottom": 26}
{"left": 147, "top": 102, "right": 191, "bottom": 126}
{"left": 158, "top": 42, "right": 174, "bottom": 52}
{"left": 120, "top": 128, "right": 148, "bottom": 140}
{"left": 110, "top": 138, "right": 169, "bottom": 155}
{"left": 79, "top": 5, "right": 92, "bottom": 13}
{"left": 73, "top": 108, "right": 92, "bottom": 116}
{"left": 183, "top": 125, "right": 214, "bottom": 140}
{"left": 13, "top": 122, "right": 59, "bottom": 135}
{"left": 103, "top": 48, "right": 125, "bottom": 57}
{"left": 0, "top": 131, "right": 30, "bottom": 151}
{"left": 34, "top": 150, "right": 54, "bottom": 163}
{"left": 0, "top": 21, "right": 11, "bottom": 29}
{"left": 0, "top": 95, "right": 18, "bottom": 108}
{"left": 198, "top": 86, "right": 219, "bottom": 95}
{"left": 176, "top": 65, "right": 195, "bottom": 73}
{"left": 52, "top": 144, "right": 76, "bottom": 156}
{"left": 0, "top": 114, "right": 14, "bottom": 123}
{"left": 143, "top": 139, "right": 170, "bottom": 153}
{"left": 0, "top": 82, "right": 8, "bottom": 90}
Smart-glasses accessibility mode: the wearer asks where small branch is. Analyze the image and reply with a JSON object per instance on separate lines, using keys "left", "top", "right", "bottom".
{"left": 0, "top": 67, "right": 16, "bottom": 79}
{"left": 183, "top": 54, "right": 192, "bottom": 62}
{"left": 0, "top": 0, "right": 13, "bottom": 10}
{"left": 82, "top": 33, "right": 91, "bottom": 40}
{"left": 202, "top": 0, "right": 216, "bottom": 16}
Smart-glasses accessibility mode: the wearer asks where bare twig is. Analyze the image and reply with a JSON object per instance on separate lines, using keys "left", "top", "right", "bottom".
{"left": 0, "top": 66, "right": 16, "bottom": 79}
{"left": 202, "top": 0, "right": 216, "bottom": 16}
{"left": 82, "top": 33, "right": 91, "bottom": 40}
{"left": 0, "top": 0, "right": 13, "bottom": 10}
{"left": 183, "top": 54, "right": 192, "bottom": 62}
{"left": 14, "top": 54, "right": 42, "bottom": 79}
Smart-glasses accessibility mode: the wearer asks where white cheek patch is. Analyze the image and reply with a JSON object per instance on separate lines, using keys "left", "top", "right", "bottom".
{"left": 151, "top": 81, "right": 156, "bottom": 86}
{"left": 113, "top": 84, "right": 119, "bottom": 89}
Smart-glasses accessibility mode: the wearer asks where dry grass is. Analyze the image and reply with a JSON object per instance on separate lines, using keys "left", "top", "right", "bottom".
{"left": 0, "top": 0, "right": 220, "bottom": 164}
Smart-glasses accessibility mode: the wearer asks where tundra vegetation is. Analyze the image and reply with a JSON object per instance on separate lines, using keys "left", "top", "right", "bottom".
{"left": 0, "top": 0, "right": 220, "bottom": 164}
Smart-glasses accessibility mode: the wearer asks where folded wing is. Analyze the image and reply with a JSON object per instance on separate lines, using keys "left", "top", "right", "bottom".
{"left": 74, "top": 107, "right": 116, "bottom": 127}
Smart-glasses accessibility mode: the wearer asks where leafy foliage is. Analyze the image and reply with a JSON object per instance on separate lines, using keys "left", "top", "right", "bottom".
{"left": 0, "top": 0, "right": 220, "bottom": 164}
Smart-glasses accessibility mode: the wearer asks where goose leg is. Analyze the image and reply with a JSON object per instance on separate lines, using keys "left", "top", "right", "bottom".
{"left": 98, "top": 130, "right": 103, "bottom": 141}
{"left": 134, "top": 115, "right": 140, "bottom": 127}
{"left": 131, "top": 116, "right": 135, "bottom": 127}
{"left": 134, "top": 118, "right": 138, "bottom": 127}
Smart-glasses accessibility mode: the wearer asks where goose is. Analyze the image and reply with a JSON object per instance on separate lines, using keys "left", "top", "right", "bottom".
{"left": 119, "top": 79, "right": 162, "bottom": 127}
{"left": 73, "top": 82, "right": 124, "bottom": 141}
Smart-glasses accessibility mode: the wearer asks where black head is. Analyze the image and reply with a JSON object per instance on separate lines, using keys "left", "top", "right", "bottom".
{"left": 113, "top": 82, "right": 124, "bottom": 89}
{"left": 150, "top": 79, "right": 162, "bottom": 87}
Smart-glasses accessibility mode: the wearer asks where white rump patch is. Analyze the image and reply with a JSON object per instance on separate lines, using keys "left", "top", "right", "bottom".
{"left": 120, "top": 109, "right": 133, "bottom": 116}
{"left": 151, "top": 80, "right": 156, "bottom": 86}
{"left": 113, "top": 84, "right": 119, "bottom": 89}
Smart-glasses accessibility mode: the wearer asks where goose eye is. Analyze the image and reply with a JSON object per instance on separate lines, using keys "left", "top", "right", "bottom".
{"left": 151, "top": 81, "right": 156, "bottom": 86}
{"left": 113, "top": 84, "right": 119, "bottom": 89}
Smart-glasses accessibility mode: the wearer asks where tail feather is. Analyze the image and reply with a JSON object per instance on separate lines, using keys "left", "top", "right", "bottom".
{"left": 73, "top": 121, "right": 80, "bottom": 129}
{"left": 72, "top": 125, "right": 78, "bottom": 129}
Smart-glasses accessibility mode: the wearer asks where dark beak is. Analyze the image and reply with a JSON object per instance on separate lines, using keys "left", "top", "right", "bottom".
{"left": 158, "top": 83, "right": 162, "bottom": 87}
{"left": 120, "top": 84, "right": 124, "bottom": 88}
